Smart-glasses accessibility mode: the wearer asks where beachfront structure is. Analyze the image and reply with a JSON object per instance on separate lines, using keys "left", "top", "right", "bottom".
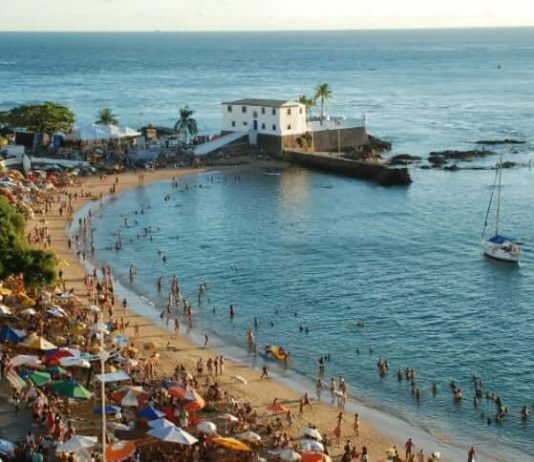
{"left": 219, "top": 97, "right": 369, "bottom": 155}
{"left": 222, "top": 99, "right": 307, "bottom": 136}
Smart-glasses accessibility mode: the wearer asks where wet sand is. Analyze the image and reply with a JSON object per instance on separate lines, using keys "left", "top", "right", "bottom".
{"left": 36, "top": 165, "right": 428, "bottom": 461}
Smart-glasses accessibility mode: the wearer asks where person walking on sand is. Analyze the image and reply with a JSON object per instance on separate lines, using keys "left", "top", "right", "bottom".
{"left": 204, "top": 334, "right": 209, "bottom": 348}
{"left": 468, "top": 446, "right": 477, "bottom": 462}
{"left": 330, "top": 377, "right": 336, "bottom": 403}
{"left": 353, "top": 413, "right": 360, "bottom": 436}
{"left": 261, "top": 366, "right": 270, "bottom": 379}
{"left": 316, "top": 377, "right": 323, "bottom": 401}
{"left": 405, "top": 437, "right": 414, "bottom": 461}
{"left": 174, "top": 318, "right": 180, "bottom": 335}
{"left": 361, "top": 446, "right": 369, "bottom": 462}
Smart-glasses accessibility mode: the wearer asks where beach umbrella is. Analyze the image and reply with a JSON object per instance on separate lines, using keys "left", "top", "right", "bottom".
{"left": 56, "top": 436, "right": 98, "bottom": 453}
{"left": 197, "top": 421, "right": 217, "bottom": 435}
{"left": 137, "top": 406, "right": 165, "bottom": 420}
{"left": 162, "top": 380, "right": 179, "bottom": 389}
{"left": 237, "top": 431, "right": 262, "bottom": 444}
{"left": 148, "top": 426, "right": 198, "bottom": 445}
{"left": 0, "top": 439, "right": 15, "bottom": 457}
{"left": 299, "top": 439, "right": 325, "bottom": 453}
{"left": 279, "top": 449, "right": 302, "bottom": 461}
{"left": 93, "top": 405, "right": 121, "bottom": 415}
{"left": 210, "top": 437, "right": 252, "bottom": 452}
{"left": 10, "top": 355, "right": 42, "bottom": 368}
{"left": 105, "top": 440, "right": 136, "bottom": 462}
{"left": 46, "top": 348, "right": 75, "bottom": 364}
{"left": 302, "top": 428, "right": 322, "bottom": 441}
{"left": 87, "top": 304, "right": 101, "bottom": 313}
{"left": 27, "top": 371, "right": 52, "bottom": 387}
{"left": 51, "top": 380, "right": 93, "bottom": 400}
{"left": 120, "top": 390, "right": 141, "bottom": 407}
{"left": 19, "top": 308, "right": 37, "bottom": 317}
{"left": 0, "top": 325, "right": 26, "bottom": 342}
{"left": 184, "top": 397, "right": 205, "bottom": 412}
{"left": 168, "top": 385, "right": 188, "bottom": 399}
{"left": 301, "top": 454, "right": 326, "bottom": 462}
{"left": 45, "top": 365, "right": 68, "bottom": 376}
{"left": 112, "top": 386, "right": 147, "bottom": 405}
{"left": 0, "top": 304, "right": 12, "bottom": 316}
{"left": 0, "top": 287, "right": 12, "bottom": 296}
{"left": 147, "top": 418, "right": 175, "bottom": 429}
{"left": 219, "top": 413, "right": 239, "bottom": 423}
{"left": 22, "top": 334, "right": 57, "bottom": 351}
{"left": 59, "top": 357, "right": 91, "bottom": 368}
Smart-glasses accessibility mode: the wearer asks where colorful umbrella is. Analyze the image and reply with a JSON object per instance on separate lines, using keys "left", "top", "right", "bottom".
{"left": 148, "top": 418, "right": 175, "bottom": 429}
{"left": 51, "top": 380, "right": 93, "bottom": 400}
{"left": 27, "top": 371, "right": 52, "bottom": 387}
{"left": 45, "top": 365, "right": 68, "bottom": 376}
{"left": 0, "top": 325, "right": 25, "bottom": 342}
{"left": 137, "top": 406, "right": 165, "bottom": 420}
{"left": 46, "top": 348, "right": 75, "bottom": 364}
{"left": 184, "top": 397, "right": 205, "bottom": 413}
{"left": 106, "top": 441, "right": 136, "bottom": 462}
{"left": 267, "top": 402, "right": 288, "bottom": 413}
{"left": 210, "top": 437, "right": 252, "bottom": 452}
{"left": 148, "top": 426, "right": 198, "bottom": 445}
{"left": 22, "top": 334, "right": 57, "bottom": 351}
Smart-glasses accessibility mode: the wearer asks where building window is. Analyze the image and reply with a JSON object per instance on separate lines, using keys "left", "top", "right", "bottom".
{"left": 261, "top": 107, "right": 266, "bottom": 114}
{"left": 261, "top": 123, "right": 266, "bottom": 130}
{"left": 272, "top": 108, "right": 276, "bottom": 115}
{"left": 287, "top": 124, "right": 291, "bottom": 130}
{"left": 242, "top": 106, "right": 247, "bottom": 113}
{"left": 272, "top": 124, "right": 276, "bottom": 131}
{"left": 231, "top": 121, "right": 236, "bottom": 127}
{"left": 299, "top": 107, "right": 303, "bottom": 114}
{"left": 227, "top": 105, "right": 232, "bottom": 113}
{"left": 253, "top": 111, "right": 258, "bottom": 118}
{"left": 243, "top": 121, "right": 248, "bottom": 126}
{"left": 287, "top": 108, "right": 291, "bottom": 115}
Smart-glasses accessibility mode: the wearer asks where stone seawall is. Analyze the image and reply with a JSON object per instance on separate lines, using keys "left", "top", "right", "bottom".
{"left": 281, "top": 150, "right": 412, "bottom": 186}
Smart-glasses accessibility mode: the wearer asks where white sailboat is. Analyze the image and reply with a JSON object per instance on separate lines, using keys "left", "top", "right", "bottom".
{"left": 481, "top": 156, "right": 521, "bottom": 263}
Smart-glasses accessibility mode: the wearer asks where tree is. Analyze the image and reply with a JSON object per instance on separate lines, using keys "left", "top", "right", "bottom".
{"left": 314, "top": 83, "right": 332, "bottom": 124}
{"left": 174, "top": 106, "right": 198, "bottom": 145}
{"left": 1, "top": 102, "right": 75, "bottom": 136}
{"left": 298, "top": 95, "right": 315, "bottom": 121}
{"left": 0, "top": 198, "right": 57, "bottom": 288}
{"left": 96, "top": 107, "right": 119, "bottom": 126}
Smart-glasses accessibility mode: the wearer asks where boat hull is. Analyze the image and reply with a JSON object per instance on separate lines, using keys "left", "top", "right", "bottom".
{"left": 482, "top": 240, "right": 521, "bottom": 263}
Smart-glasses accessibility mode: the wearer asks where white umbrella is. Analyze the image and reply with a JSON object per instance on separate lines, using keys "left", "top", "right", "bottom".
{"left": 60, "top": 357, "right": 91, "bottom": 368}
{"left": 148, "top": 418, "right": 176, "bottom": 429}
{"left": 196, "top": 421, "right": 217, "bottom": 435}
{"left": 148, "top": 426, "right": 198, "bottom": 445}
{"left": 279, "top": 449, "right": 301, "bottom": 461}
{"left": 299, "top": 439, "right": 324, "bottom": 453}
{"left": 56, "top": 436, "right": 98, "bottom": 453}
{"left": 237, "top": 431, "right": 262, "bottom": 443}
{"left": 9, "top": 355, "right": 42, "bottom": 367}
{"left": 302, "top": 427, "right": 322, "bottom": 441}
{"left": 19, "top": 308, "right": 37, "bottom": 317}
{"left": 0, "top": 304, "right": 12, "bottom": 316}
{"left": 121, "top": 390, "right": 140, "bottom": 407}
{"left": 218, "top": 413, "right": 239, "bottom": 423}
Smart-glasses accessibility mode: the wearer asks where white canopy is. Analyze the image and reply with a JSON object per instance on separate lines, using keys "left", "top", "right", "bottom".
{"left": 95, "top": 371, "right": 130, "bottom": 383}
{"left": 56, "top": 436, "right": 98, "bottom": 453}
{"left": 148, "top": 426, "right": 198, "bottom": 445}
{"left": 65, "top": 124, "right": 141, "bottom": 142}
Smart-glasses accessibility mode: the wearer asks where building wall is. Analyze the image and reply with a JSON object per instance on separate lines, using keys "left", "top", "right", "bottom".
{"left": 222, "top": 103, "right": 306, "bottom": 136}
{"left": 311, "top": 127, "right": 369, "bottom": 152}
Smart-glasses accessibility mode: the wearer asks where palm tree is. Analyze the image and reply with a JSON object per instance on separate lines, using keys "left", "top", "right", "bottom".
{"left": 314, "top": 83, "right": 332, "bottom": 124}
{"left": 96, "top": 107, "right": 118, "bottom": 126}
{"left": 174, "top": 106, "right": 198, "bottom": 145}
{"left": 298, "top": 95, "right": 315, "bottom": 121}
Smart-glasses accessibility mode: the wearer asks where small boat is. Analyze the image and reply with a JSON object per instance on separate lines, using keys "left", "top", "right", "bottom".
{"left": 261, "top": 168, "right": 282, "bottom": 177}
{"left": 264, "top": 345, "right": 289, "bottom": 362}
{"left": 481, "top": 155, "right": 521, "bottom": 263}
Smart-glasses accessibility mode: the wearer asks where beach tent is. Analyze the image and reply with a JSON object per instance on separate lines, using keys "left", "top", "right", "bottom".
{"left": 148, "top": 426, "right": 198, "bottom": 445}
{"left": 0, "top": 325, "right": 26, "bottom": 342}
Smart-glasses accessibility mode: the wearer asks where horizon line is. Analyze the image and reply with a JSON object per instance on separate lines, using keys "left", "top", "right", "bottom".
{"left": 1, "top": 24, "right": 534, "bottom": 33}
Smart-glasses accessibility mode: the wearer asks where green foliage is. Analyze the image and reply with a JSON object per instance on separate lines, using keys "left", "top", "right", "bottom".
{"left": 314, "top": 83, "right": 332, "bottom": 122}
{"left": 1, "top": 101, "right": 75, "bottom": 136}
{"left": 174, "top": 106, "right": 198, "bottom": 144}
{"left": 0, "top": 198, "right": 57, "bottom": 288}
{"left": 96, "top": 107, "right": 119, "bottom": 125}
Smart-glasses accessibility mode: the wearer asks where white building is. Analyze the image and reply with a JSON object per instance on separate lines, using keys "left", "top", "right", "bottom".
{"left": 222, "top": 99, "right": 307, "bottom": 136}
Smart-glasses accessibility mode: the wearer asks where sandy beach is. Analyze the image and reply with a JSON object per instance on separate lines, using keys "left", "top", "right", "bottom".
{"left": 31, "top": 164, "right": 428, "bottom": 461}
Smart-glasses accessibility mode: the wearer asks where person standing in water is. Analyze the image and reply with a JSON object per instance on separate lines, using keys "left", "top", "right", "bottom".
{"left": 468, "top": 446, "right": 477, "bottom": 462}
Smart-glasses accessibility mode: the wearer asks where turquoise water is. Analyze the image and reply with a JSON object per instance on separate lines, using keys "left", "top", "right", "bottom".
{"left": 82, "top": 164, "right": 534, "bottom": 460}
{"left": 4, "top": 29, "right": 534, "bottom": 459}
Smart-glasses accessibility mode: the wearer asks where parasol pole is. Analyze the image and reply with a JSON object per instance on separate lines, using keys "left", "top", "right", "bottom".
{"left": 100, "top": 312, "right": 107, "bottom": 462}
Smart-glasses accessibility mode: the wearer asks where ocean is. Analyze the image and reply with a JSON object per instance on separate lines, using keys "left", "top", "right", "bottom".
{"left": 3, "top": 29, "right": 534, "bottom": 460}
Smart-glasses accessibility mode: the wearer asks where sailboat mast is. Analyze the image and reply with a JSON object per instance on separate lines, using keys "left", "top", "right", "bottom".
{"left": 495, "top": 155, "right": 503, "bottom": 235}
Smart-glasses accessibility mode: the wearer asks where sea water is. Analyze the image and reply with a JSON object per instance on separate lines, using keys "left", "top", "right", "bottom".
{"left": 4, "top": 29, "right": 534, "bottom": 459}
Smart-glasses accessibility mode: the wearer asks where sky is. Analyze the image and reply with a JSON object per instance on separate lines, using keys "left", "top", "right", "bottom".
{"left": 1, "top": 0, "right": 534, "bottom": 31}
